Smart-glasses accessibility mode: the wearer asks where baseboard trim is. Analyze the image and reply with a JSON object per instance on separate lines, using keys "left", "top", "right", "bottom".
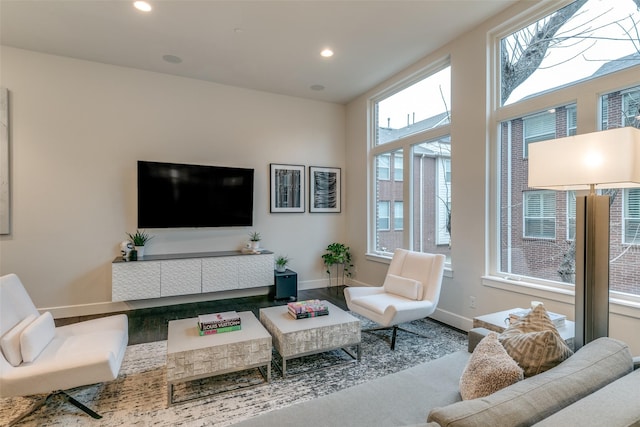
{"left": 430, "top": 308, "right": 473, "bottom": 332}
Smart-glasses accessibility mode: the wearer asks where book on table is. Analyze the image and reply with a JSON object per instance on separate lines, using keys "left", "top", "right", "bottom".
{"left": 197, "top": 310, "right": 242, "bottom": 335}
{"left": 198, "top": 324, "right": 242, "bottom": 336}
{"left": 508, "top": 308, "right": 566, "bottom": 328}
{"left": 287, "top": 299, "right": 329, "bottom": 319}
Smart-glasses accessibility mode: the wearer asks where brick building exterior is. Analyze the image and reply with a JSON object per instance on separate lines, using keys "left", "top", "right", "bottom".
{"left": 500, "top": 91, "right": 640, "bottom": 295}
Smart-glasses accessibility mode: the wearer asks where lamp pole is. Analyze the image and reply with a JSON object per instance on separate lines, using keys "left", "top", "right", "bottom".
{"left": 574, "top": 184, "right": 610, "bottom": 349}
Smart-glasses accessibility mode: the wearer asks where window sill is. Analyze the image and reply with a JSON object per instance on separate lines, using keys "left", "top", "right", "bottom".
{"left": 482, "top": 275, "right": 640, "bottom": 319}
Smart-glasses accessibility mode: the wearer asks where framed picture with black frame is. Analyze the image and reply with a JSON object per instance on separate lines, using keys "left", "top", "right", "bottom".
{"left": 270, "top": 163, "right": 305, "bottom": 213}
{"left": 309, "top": 166, "right": 341, "bottom": 213}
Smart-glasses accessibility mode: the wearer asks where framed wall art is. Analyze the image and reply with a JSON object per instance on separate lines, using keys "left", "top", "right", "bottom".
{"left": 270, "top": 163, "right": 305, "bottom": 213}
{"left": 309, "top": 166, "right": 341, "bottom": 213}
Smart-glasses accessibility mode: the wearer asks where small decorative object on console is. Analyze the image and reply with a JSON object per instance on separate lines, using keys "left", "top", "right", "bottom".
{"left": 287, "top": 299, "right": 329, "bottom": 319}
{"left": 197, "top": 311, "right": 242, "bottom": 335}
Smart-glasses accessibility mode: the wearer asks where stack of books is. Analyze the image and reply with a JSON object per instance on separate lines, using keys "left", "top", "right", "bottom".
{"left": 508, "top": 308, "right": 566, "bottom": 328}
{"left": 287, "top": 299, "right": 329, "bottom": 319}
{"left": 197, "top": 311, "right": 242, "bottom": 335}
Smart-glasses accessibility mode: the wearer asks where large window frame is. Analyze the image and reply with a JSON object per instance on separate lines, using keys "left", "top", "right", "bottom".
{"left": 487, "top": 0, "right": 640, "bottom": 302}
{"left": 368, "top": 58, "right": 452, "bottom": 263}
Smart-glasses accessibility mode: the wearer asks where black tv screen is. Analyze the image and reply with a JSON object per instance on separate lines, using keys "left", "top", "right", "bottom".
{"left": 137, "top": 161, "right": 254, "bottom": 228}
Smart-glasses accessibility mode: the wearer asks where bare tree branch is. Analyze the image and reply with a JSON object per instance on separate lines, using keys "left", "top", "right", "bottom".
{"left": 501, "top": 0, "right": 588, "bottom": 103}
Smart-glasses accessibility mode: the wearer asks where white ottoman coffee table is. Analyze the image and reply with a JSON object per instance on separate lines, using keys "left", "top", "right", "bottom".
{"left": 166, "top": 311, "right": 272, "bottom": 405}
{"left": 259, "top": 301, "right": 361, "bottom": 377}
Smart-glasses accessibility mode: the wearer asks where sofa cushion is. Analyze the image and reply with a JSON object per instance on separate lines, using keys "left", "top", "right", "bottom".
{"left": 383, "top": 274, "right": 422, "bottom": 300}
{"left": 20, "top": 311, "right": 55, "bottom": 363}
{"left": 427, "top": 337, "right": 633, "bottom": 427}
{"left": 499, "top": 304, "right": 573, "bottom": 377}
{"left": 459, "top": 332, "right": 523, "bottom": 400}
{"left": 0, "top": 314, "right": 37, "bottom": 366}
{"left": 533, "top": 368, "right": 640, "bottom": 427}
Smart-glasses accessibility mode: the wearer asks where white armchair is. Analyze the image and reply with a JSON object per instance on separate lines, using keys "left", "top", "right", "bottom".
{"left": 0, "top": 273, "right": 128, "bottom": 425}
{"left": 344, "top": 249, "right": 445, "bottom": 350}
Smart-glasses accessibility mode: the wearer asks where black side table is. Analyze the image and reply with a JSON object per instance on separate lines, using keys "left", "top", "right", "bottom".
{"left": 274, "top": 269, "right": 297, "bottom": 301}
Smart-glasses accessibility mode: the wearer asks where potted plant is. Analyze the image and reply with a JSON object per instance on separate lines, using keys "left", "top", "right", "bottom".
{"left": 321, "top": 243, "right": 353, "bottom": 289}
{"left": 249, "top": 231, "right": 261, "bottom": 250}
{"left": 275, "top": 255, "right": 290, "bottom": 273}
{"left": 127, "top": 229, "right": 153, "bottom": 258}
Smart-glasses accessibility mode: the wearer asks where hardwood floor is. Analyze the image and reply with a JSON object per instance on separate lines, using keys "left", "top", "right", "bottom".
{"left": 123, "top": 286, "right": 348, "bottom": 344}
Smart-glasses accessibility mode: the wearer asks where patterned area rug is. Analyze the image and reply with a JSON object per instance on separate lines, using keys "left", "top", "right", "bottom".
{"left": 0, "top": 314, "right": 467, "bottom": 427}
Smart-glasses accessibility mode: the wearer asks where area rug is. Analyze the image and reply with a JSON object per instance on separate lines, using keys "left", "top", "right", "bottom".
{"left": 0, "top": 315, "right": 467, "bottom": 427}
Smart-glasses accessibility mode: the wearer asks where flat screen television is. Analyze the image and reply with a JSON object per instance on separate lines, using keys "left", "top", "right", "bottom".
{"left": 137, "top": 161, "right": 254, "bottom": 228}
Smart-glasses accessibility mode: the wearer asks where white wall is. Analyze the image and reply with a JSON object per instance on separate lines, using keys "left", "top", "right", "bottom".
{"left": 0, "top": 47, "right": 346, "bottom": 312}
{"left": 345, "top": 2, "right": 640, "bottom": 354}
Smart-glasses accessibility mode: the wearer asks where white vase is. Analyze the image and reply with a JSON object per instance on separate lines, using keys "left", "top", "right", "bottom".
{"left": 250, "top": 241, "right": 260, "bottom": 250}
{"left": 276, "top": 265, "right": 287, "bottom": 273}
{"left": 135, "top": 245, "right": 145, "bottom": 258}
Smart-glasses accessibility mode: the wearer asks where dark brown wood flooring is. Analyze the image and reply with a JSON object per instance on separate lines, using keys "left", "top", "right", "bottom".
{"left": 58, "top": 285, "right": 348, "bottom": 345}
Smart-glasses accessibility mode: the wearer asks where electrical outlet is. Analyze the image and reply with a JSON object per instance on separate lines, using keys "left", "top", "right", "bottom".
{"left": 469, "top": 296, "right": 477, "bottom": 309}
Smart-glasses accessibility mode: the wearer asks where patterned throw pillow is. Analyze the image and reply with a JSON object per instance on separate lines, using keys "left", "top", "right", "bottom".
{"left": 459, "top": 332, "right": 524, "bottom": 400}
{"left": 499, "top": 304, "right": 573, "bottom": 377}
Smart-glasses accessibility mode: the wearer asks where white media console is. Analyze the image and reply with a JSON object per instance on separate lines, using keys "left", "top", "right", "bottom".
{"left": 111, "top": 250, "right": 274, "bottom": 302}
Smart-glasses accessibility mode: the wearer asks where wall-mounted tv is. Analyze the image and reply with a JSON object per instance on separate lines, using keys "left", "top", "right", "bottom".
{"left": 137, "top": 161, "right": 254, "bottom": 228}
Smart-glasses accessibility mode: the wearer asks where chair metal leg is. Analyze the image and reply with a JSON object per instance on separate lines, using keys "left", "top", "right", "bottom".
{"left": 391, "top": 325, "right": 398, "bottom": 350}
{"left": 7, "top": 389, "right": 102, "bottom": 426}
{"left": 362, "top": 323, "right": 432, "bottom": 351}
{"left": 61, "top": 391, "right": 102, "bottom": 419}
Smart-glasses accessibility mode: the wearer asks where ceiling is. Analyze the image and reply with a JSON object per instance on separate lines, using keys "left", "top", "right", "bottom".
{"left": 0, "top": 0, "right": 518, "bottom": 104}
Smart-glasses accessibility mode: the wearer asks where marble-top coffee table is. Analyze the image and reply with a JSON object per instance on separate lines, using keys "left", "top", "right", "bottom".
{"left": 259, "top": 301, "right": 361, "bottom": 377}
{"left": 166, "top": 311, "right": 271, "bottom": 405}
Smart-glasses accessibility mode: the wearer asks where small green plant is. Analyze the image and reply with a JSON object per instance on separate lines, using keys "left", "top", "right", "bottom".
{"left": 127, "top": 229, "right": 154, "bottom": 246}
{"left": 249, "top": 231, "right": 261, "bottom": 242}
{"left": 321, "top": 243, "right": 353, "bottom": 287}
{"left": 275, "top": 255, "right": 290, "bottom": 268}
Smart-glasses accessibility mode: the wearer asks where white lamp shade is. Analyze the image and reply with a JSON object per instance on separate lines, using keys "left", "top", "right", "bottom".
{"left": 528, "top": 127, "right": 640, "bottom": 190}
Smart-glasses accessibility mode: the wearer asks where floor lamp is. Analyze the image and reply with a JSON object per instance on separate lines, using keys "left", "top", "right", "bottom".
{"left": 528, "top": 127, "right": 640, "bottom": 350}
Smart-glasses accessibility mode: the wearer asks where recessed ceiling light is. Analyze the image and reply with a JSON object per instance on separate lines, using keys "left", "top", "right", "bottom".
{"left": 310, "top": 85, "right": 325, "bottom": 91}
{"left": 163, "top": 54, "right": 182, "bottom": 64}
{"left": 133, "top": 1, "right": 152, "bottom": 12}
{"left": 320, "top": 49, "right": 334, "bottom": 58}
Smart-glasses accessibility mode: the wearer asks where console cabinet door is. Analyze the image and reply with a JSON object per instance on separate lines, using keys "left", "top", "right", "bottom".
{"left": 242, "top": 253, "right": 275, "bottom": 288}
{"left": 161, "top": 259, "right": 201, "bottom": 297}
{"left": 112, "top": 261, "right": 161, "bottom": 301}
{"left": 202, "top": 256, "right": 239, "bottom": 292}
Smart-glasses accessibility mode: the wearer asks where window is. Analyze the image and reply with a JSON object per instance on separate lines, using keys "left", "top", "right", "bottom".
{"left": 370, "top": 63, "right": 451, "bottom": 262}
{"left": 436, "top": 158, "right": 451, "bottom": 245}
{"left": 624, "top": 189, "right": 640, "bottom": 245}
{"left": 394, "top": 156, "right": 403, "bottom": 181}
{"left": 374, "top": 150, "right": 403, "bottom": 253}
{"left": 375, "top": 66, "right": 451, "bottom": 145}
{"left": 523, "top": 111, "right": 555, "bottom": 157}
{"left": 501, "top": 1, "right": 640, "bottom": 106}
{"left": 622, "top": 89, "right": 640, "bottom": 128}
{"left": 377, "top": 155, "right": 390, "bottom": 180}
{"left": 566, "top": 106, "right": 577, "bottom": 136}
{"left": 394, "top": 202, "right": 404, "bottom": 230}
{"left": 494, "top": 1, "right": 640, "bottom": 294}
{"left": 524, "top": 191, "right": 556, "bottom": 239}
{"left": 411, "top": 136, "right": 451, "bottom": 255}
{"left": 378, "top": 201, "right": 390, "bottom": 231}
